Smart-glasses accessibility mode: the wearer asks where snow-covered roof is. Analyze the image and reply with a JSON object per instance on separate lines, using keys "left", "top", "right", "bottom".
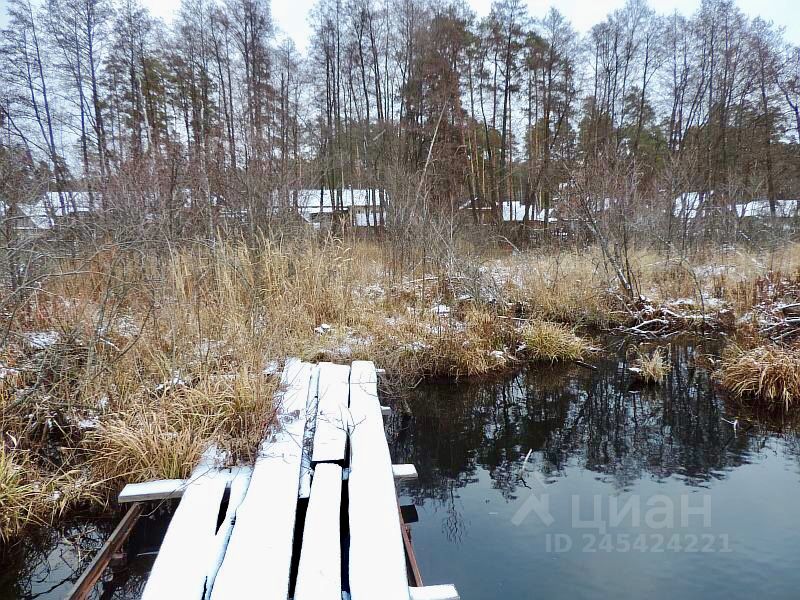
{"left": 292, "top": 189, "right": 385, "bottom": 213}
{"left": 18, "top": 191, "right": 97, "bottom": 229}
{"left": 735, "top": 199, "right": 799, "bottom": 218}
{"left": 674, "top": 193, "right": 800, "bottom": 220}
{"left": 673, "top": 192, "right": 705, "bottom": 220}
{"left": 502, "top": 200, "right": 555, "bottom": 222}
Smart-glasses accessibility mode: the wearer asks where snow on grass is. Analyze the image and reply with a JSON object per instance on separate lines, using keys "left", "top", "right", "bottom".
{"left": 24, "top": 331, "right": 60, "bottom": 350}
{"left": 431, "top": 304, "right": 451, "bottom": 316}
{"left": 0, "top": 366, "right": 20, "bottom": 379}
{"left": 154, "top": 370, "right": 189, "bottom": 394}
{"left": 263, "top": 360, "right": 280, "bottom": 376}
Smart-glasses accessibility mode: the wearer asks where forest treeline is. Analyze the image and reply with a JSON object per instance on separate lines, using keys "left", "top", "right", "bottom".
{"left": 1, "top": 0, "right": 800, "bottom": 239}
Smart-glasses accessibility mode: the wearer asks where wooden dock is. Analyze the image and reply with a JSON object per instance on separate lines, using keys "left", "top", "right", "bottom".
{"left": 95, "top": 359, "right": 458, "bottom": 600}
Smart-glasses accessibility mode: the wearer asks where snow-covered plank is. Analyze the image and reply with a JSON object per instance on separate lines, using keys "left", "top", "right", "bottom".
{"left": 203, "top": 468, "right": 253, "bottom": 599}
{"left": 348, "top": 360, "right": 410, "bottom": 600}
{"left": 312, "top": 362, "right": 351, "bottom": 463}
{"left": 118, "top": 467, "right": 250, "bottom": 504}
{"left": 141, "top": 458, "right": 228, "bottom": 600}
{"left": 294, "top": 463, "right": 343, "bottom": 600}
{"left": 392, "top": 464, "right": 418, "bottom": 480}
{"left": 299, "top": 365, "right": 321, "bottom": 499}
{"left": 409, "top": 585, "right": 461, "bottom": 600}
{"left": 381, "top": 405, "right": 392, "bottom": 416}
{"left": 210, "top": 358, "right": 313, "bottom": 600}
{"left": 118, "top": 479, "right": 186, "bottom": 503}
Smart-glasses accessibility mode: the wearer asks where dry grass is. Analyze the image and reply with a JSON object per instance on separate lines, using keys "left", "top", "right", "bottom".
{"left": 88, "top": 369, "right": 278, "bottom": 486}
{"left": 0, "top": 449, "right": 42, "bottom": 542}
{"left": 501, "top": 243, "right": 800, "bottom": 323}
{"left": 719, "top": 344, "right": 800, "bottom": 412}
{"left": 497, "top": 251, "right": 622, "bottom": 327}
{"left": 88, "top": 412, "right": 209, "bottom": 484}
{"left": 520, "top": 321, "right": 588, "bottom": 363}
{"left": 2, "top": 237, "right": 799, "bottom": 539}
{"left": 0, "top": 448, "right": 98, "bottom": 543}
{"left": 632, "top": 349, "right": 670, "bottom": 384}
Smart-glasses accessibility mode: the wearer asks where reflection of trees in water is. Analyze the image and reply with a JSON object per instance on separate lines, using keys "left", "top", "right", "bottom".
{"left": 96, "top": 559, "right": 150, "bottom": 599}
{"left": 390, "top": 339, "right": 800, "bottom": 538}
{"left": 554, "top": 341, "right": 744, "bottom": 489}
{"left": 440, "top": 483, "right": 467, "bottom": 545}
{"left": 0, "top": 517, "right": 150, "bottom": 600}
{"left": 0, "top": 522, "right": 106, "bottom": 599}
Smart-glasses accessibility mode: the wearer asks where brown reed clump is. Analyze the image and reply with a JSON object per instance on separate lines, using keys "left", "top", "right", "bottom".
{"left": 87, "top": 369, "right": 278, "bottom": 486}
{"left": 719, "top": 344, "right": 800, "bottom": 412}
{"left": 521, "top": 321, "right": 588, "bottom": 363}
{"left": 0, "top": 447, "right": 99, "bottom": 543}
{"left": 632, "top": 348, "right": 670, "bottom": 384}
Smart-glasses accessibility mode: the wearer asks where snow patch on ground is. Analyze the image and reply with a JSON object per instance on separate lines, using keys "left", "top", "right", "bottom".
{"left": 488, "top": 350, "right": 506, "bottom": 362}
{"left": 263, "top": 360, "right": 280, "bottom": 376}
{"left": 431, "top": 304, "right": 451, "bottom": 316}
{"left": 115, "top": 315, "right": 139, "bottom": 338}
{"left": 78, "top": 417, "right": 100, "bottom": 429}
{"left": 0, "top": 365, "right": 19, "bottom": 379}
{"left": 24, "top": 331, "right": 60, "bottom": 349}
{"left": 400, "top": 341, "right": 431, "bottom": 353}
{"left": 155, "top": 370, "right": 188, "bottom": 393}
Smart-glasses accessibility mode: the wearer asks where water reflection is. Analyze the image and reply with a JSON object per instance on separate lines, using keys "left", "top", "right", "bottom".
{"left": 390, "top": 338, "right": 800, "bottom": 599}
{"left": 0, "top": 522, "right": 107, "bottom": 599}
{"left": 0, "top": 506, "right": 167, "bottom": 600}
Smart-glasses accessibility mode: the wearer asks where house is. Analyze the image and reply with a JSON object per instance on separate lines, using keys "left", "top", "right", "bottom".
{"left": 290, "top": 189, "right": 386, "bottom": 229}
{"left": 459, "top": 199, "right": 557, "bottom": 224}
{"left": 1, "top": 191, "right": 98, "bottom": 232}
{"left": 673, "top": 192, "right": 706, "bottom": 221}
{"left": 673, "top": 192, "right": 800, "bottom": 221}
{"left": 502, "top": 200, "right": 557, "bottom": 223}
{"left": 735, "top": 199, "right": 800, "bottom": 219}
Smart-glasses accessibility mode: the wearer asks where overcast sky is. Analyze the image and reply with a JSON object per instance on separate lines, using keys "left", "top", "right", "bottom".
{"left": 1, "top": 0, "right": 799, "bottom": 48}
{"left": 140, "top": 0, "right": 800, "bottom": 50}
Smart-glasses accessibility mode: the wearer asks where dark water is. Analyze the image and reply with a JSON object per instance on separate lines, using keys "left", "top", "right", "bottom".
{"left": 3, "top": 338, "right": 799, "bottom": 599}
{"left": 388, "top": 338, "right": 800, "bottom": 600}
{"left": 0, "top": 504, "right": 170, "bottom": 599}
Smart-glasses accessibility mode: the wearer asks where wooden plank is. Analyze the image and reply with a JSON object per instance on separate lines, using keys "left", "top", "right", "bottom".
{"left": 210, "top": 358, "right": 312, "bottom": 600}
{"left": 392, "top": 464, "right": 418, "bottom": 480}
{"left": 203, "top": 468, "right": 253, "bottom": 600}
{"left": 408, "top": 585, "right": 460, "bottom": 600}
{"left": 118, "top": 467, "right": 250, "bottom": 504}
{"left": 381, "top": 405, "right": 392, "bottom": 416}
{"left": 299, "top": 365, "right": 321, "bottom": 499}
{"left": 68, "top": 503, "right": 142, "bottom": 600}
{"left": 141, "top": 459, "right": 228, "bottom": 600}
{"left": 312, "top": 362, "right": 351, "bottom": 463}
{"left": 294, "top": 463, "right": 343, "bottom": 600}
{"left": 118, "top": 479, "right": 186, "bottom": 503}
{"left": 348, "top": 360, "right": 410, "bottom": 600}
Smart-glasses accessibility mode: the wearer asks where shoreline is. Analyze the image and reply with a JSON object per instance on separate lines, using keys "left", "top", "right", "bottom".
{"left": 1, "top": 239, "right": 799, "bottom": 542}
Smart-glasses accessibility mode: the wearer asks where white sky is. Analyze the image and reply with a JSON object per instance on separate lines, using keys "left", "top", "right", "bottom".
{"left": 141, "top": 0, "right": 800, "bottom": 50}
{"left": 1, "top": 0, "right": 799, "bottom": 49}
